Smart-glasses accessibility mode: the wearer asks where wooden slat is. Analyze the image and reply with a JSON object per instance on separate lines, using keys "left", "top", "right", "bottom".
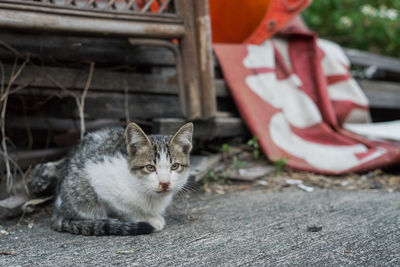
{"left": 7, "top": 117, "right": 121, "bottom": 131}
{"left": 345, "top": 48, "right": 400, "bottom": 74}
{"left": 4, "top": 64, "right": 229, "bottom": 97}
{"left": 6, "top": 65, "right": 179, "bottom": 95}
{"left": 0, "top": 1, "right": 181, "bottom": 23}
{"left": 357, "top": 79, "right": 400, "bottom": 109}
{"left": 0, "top": 32, "right": 175, "bottom": 65}
{"left": 153, "top": 117, "right": 247, "bottom": 139}
{"left": 194, "top": 0, "right": 216, "bottom": 119}
{"left": 157, "top": 0, "right": 172, "bottom": 14}
{"left": 9, "top": 89, "right": 184, "bottom": 119}
{"left": 175, "top": 0, "right": 202, "bottom": 119}
{"left": 141, "top": 0, "right": 157, "bottom": 13}
{"left": 0, "top": 8, "right": 184, "bottom": 38}
{"left": 1, "top": 148, "right": 67, "bottom": 170}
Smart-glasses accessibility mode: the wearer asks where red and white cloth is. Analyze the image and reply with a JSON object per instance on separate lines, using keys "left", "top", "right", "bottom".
{"left": 214, "top": 33, "right": 400, "bottom": 174}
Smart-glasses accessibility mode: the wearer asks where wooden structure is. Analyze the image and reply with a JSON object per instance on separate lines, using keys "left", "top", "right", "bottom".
{"left": 0, "top": 1, "right": 399, "bottom": 170}
{"left": 0, "top": 0, "right": 216, "bottom": 120}
{"left": 0, "top": 1, "right": 245, "bottom": 170}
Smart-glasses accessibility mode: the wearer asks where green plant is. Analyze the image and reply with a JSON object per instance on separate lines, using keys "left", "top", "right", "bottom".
{"left": 233, "top": 156, "right": 247, "bottom": 169}
{"left": 247, "top": 135, "right": 260, "bottom": 159}
{"left": 302, "top": 1, "right": 400, "bottom": 58}
{"left": 273, "top": 157, "right": 288, "bottom": 173}
{"left": 201, "top": 171, "right": 220, "bottom": 184}
{"left": 221, "top": 143, "right": 231, "bottom": 153}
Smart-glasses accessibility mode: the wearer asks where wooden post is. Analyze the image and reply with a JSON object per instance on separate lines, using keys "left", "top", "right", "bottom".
{"left": 194, "top": 0, "right": 217, "bottom": 119}
{"left": 175, "top": 0, "right": 202, "bottom": 120}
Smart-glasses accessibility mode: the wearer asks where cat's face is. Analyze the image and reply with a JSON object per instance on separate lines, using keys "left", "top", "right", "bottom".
{"left": 125, "top": 123, "right": 193, "bottom": 196}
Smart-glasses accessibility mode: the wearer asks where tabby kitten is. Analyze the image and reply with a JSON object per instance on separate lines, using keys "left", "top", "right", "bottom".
{"left": 51, "top": 122, "right": 193, "bottom": 236}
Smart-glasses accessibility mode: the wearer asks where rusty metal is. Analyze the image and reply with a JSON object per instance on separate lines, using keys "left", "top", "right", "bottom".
{"left": 128, "top": 38, "right": 187, "bottom": 118}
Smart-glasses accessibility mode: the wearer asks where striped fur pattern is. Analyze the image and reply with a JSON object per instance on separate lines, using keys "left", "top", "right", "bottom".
{"left": 51, "top": 122, "right": 193, "bottom": 236}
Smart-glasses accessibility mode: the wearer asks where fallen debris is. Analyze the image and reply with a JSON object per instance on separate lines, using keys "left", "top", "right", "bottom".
{"left": 286, "top": 179, "right": 314, "bottom": 192}
{"left": 286, "top": 179, "right": 302, "bottom": 185}
{"left": 189, "top": 155, "right": 222, "bottom": 182}
{"left": 116, "top": 249, "right": 140, "bottom": 255}
{"left": 297, "top": 184, "right": 314, "bottom": 193}
{"left": 0, "top": 251, "right": 16, "bottom": 256}
{"left": 307, "top": 225, "right": 323, "bottom": 232}
{"left": 190, "top": 232, "right": 213, "bottom": 243}
{"left": 225, "top": 163, "right": 274, "bottom": 181}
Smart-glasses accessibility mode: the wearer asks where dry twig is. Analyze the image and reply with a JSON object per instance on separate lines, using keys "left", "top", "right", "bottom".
{"left": 0, "top": 151, "right": 26, "bottom": 178}
{"left": 1, "top": 54, "right": 30, "bottom": 192}
{"left": 116, "top": 248, "right": 140, "bottom": 255}
{"left": 41, "top": 61, "right": 95, "bottom": 139}
{"left": 189, "top": 232, "right": 213, "bottom": 243}
{"left": 78, "top": 61, "right": 95, "bottom": 139}
{"left": 0, "top": 40, "right": 20, "bottom": 57}
{"left": 0, "top": 61, "right": 4, "bottom": 96}
{"left": 0, "top": 251, "right": 16, "bottom": 256}
{"left": 0, "top": 211, "right": 25, "bottom": 237}
{"left": 124, "top": 79, "right": 130, "bottom": 124}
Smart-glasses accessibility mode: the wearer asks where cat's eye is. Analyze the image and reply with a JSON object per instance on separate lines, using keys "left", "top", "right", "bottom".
{"left": 145, "top": 164, "right": 156, "bottom": 172}
{"left": 171, "top": 163, "right": 180, "bottom": 171}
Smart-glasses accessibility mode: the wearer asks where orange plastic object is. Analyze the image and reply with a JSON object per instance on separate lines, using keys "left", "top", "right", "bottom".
{"left": 209, "top": 0, "right": 311, "bottom": 44}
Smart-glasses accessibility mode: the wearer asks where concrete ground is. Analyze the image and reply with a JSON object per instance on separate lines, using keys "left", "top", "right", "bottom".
{"left": 0, "top": 188, "right": 399, "bottom": 266}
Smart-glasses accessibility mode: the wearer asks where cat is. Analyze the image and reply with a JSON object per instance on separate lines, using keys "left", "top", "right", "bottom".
{"left": 51, "top": 122, "right": 193, "bottom": 236}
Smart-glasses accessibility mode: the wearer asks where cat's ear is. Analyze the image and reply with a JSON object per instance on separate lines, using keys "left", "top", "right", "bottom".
{"left": 169, "top": 122, "right": 193, "bottom": 154}
{"left": 125, "top": 122, "right": 152, "bottom": 156}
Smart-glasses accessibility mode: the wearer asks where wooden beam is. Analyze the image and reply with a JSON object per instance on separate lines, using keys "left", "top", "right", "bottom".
{"left": 6, "top": 64, "right": 180, "bottom": 95}
{"left": 0, "top": 1, "right": 182, "bottom": 23}
{"left": 5, "top": 63, "right": 230, "bottom": 97}
{"left": 194, "top": 0, "right": 217, "bottom": 119}
{"left": 1, "top": 148, "right": 67, "bottom": 170}
{"left": 345, "top": 48, "right": 400, "bottom": 74}
{"left": 175, "top": 0, "right": 202, "bottom": 119}
{"left": 0, "top": 6, "right": 184, "bottom": 38}
{"left": 9, "top": 88, "right": 184, "bottom": 119}
{"left": 357, "top": 79, "right": 400, "bottom": 109}
{"left": 0, "top": 32, "right": 175, "bottom": 66}
{"left": 153, "top": 117, "right": 247, "bottom": 139}
{"left": 7, "top": 117, "right": 121, "bottom": 131}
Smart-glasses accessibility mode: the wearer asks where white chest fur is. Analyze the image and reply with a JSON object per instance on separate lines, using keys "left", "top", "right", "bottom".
{"left": 84, "top": 154, "right": 172, "bottom": 217}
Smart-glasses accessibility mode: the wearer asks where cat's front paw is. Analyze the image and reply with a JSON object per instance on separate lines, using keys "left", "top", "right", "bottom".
{"left": 147, "top": 215, "right": 165, "bottom": 232}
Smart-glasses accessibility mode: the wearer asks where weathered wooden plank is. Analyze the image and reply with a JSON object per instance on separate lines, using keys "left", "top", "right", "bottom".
{"left": 6, "top": 64, "right": 180, "bottom": 95}
{"left": 194, "top": 0, "right": 217, "bottom": 119}
{"left": 215, "top": 79, "right": 230, "bottom": 97}
{"left": 175, "top": 0, "right": 202, "bottom": 119}
{"left": 0, "top": 8, "right": 185, "bottom": 38}
{"left": 1, "top": 148, "right": 67, "bottom": 170}
{"left": 358, "top": 79, "right": 400, "bottom": 109}
{"left": 5, "top": 63, "right": 229, "bottom": 97}
{"left": 7, "top": 117, "right": 121, "bottom": 131}
{"left": 345, "top": 48, "right": 400, "bottom": 74}
{"left": 8, "top": 89, "right": 184, "bottom": 119}
{"left": 153, "top": 117, "right": 247, "bottom": 139}
{"left": 0, "top": 1, "right": 182, "bottom": 24}
{"left": 0, "top": 32, "right": 175, "bottom": 65}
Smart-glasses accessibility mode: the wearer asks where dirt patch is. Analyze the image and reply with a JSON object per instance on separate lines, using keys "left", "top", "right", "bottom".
{"left": 198, "top": 144, "right": 400, "bottom": 194}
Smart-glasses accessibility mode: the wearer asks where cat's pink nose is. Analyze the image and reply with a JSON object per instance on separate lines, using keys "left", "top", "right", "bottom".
{"left": 159, "top": 182, "right": 170, "bottom": 192}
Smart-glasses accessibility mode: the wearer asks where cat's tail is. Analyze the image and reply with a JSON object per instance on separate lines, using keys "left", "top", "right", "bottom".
{"left": 51, "top": 216, "right": 154, "bottom": 236}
